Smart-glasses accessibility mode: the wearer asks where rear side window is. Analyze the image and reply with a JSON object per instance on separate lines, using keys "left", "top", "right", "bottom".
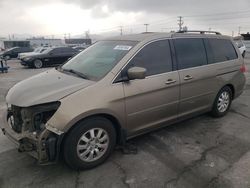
{"left": 207, "top": 38, "right": 238, "bottom": 63}
{"left": 51, "top": 48, "right": 62, "bottom": 54}
{"left": 128, "top": 40, "right": 172, "bottom": 76}
{"left": 62, "top": 48, "right": 76, "bottom": 53}
{"left": 174, "top": 38, "right": 207, "bottom": 70}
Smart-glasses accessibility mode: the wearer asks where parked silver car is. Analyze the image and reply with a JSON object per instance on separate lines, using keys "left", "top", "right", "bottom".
{"left": 1, "top": 31, "right": 246, "bottom": 170}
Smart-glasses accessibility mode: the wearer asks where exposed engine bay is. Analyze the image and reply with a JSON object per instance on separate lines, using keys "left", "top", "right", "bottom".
{"left": 8, "top": 102, "right": 60, "bottom": 133}
{"left": 3, "top": 102, "right": 62, "bottom": 163}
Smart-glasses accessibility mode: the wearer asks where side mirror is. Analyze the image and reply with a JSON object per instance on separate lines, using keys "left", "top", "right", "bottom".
{"left": 127, "top": 67, "right": 146, "bottom": 80}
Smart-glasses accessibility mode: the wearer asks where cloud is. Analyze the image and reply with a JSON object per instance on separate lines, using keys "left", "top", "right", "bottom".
{"left": 0, "top": 0, "right": 250, "bottom": 36}
{"left": 62, "top": 0, "right": 250, "bottom": 16}
{"left": 63, "top": 0, "right": 102, "bottom": 9}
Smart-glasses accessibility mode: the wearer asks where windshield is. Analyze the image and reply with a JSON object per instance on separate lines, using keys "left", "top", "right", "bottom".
{"left": 42, "top": 48, "right": 53, "bottom": 54}
{"left": 61, "top": 40, "right": 137, "bottom": 80}
{"left": 34, "top": 48, "right": 41, "bottom": 52}
{"left": 40, "top": 48, "right": 47, "bottom": 53}
{"left": 7, "top": 47, "right": 18, "bottom": 51}
{"left": 34, "top": 47, "right": 46, "bottom": 53}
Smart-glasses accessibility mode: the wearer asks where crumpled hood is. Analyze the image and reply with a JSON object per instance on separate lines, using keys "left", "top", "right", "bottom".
{"left": 6, "top": 69, "right": 95, "bottom": 107}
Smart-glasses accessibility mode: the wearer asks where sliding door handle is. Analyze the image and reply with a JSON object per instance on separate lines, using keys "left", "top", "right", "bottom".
{"left": 184, "top": 75, "right": 193, "bottom": 81}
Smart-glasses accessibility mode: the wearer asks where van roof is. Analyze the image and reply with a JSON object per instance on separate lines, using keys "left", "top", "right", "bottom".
{"left": 105, "top": 32, "right": 231, "bottom": 42}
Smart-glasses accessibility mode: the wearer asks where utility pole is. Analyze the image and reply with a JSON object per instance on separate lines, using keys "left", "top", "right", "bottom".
{"left": 144, "top": 23, "right": 149, "bottom": 32}
{"left": 178, "top": 16, "right": 184, "bottom": 31}
{"left": 119, "top": 26, "right": 123, "bottom": 36}
{"left": 85, "top": 30, "right": 90, "bottom": 39}
{"left": 232, "top": 31, "right": 234, "bottom": 37}
{"left": 68, "top": 33, "right": 71, "bottom": 39}
{"left": 238, "top": 26, "right": 241, "bottom": 36}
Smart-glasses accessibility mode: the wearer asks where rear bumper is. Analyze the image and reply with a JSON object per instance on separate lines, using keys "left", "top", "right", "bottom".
{"left": 0, "top": 106, "right": 63, "bottom": 164}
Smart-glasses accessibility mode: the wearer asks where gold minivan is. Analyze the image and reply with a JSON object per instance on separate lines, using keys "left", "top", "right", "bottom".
{"left": 1, "top": 31, "right": 246, "bottom": 169}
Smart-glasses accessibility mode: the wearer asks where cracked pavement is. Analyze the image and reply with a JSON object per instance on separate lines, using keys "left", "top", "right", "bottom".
{"left": 0, "top": 55, "right": 250, "bottom": 188}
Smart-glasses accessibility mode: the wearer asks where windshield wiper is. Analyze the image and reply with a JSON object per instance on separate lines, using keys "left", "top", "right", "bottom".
{"left": 62, "top": 68, "right": 89, "bottom": 80}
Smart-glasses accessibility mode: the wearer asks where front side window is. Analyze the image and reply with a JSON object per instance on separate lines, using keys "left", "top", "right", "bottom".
{"left": 208, "top": 38, "right": 238, "bottom": 63}
{"left": 127, "top": 40, "right": 173, "bottom": 76}
{"left": 174, "top": 38, "right": 207, "bottom": 70}
{"left": 62, "top": 41, "right": 137, "bottom": 80}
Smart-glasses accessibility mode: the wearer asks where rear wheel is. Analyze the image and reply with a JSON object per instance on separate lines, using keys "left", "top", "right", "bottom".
{"left": 33, "top": 59, "right": 43, "bottom": 69}
{"left": 63, "top": 117, "right": 116, "bottom": 170}
{"left": 211, "top": 86, "right": 232, "bottom": 117}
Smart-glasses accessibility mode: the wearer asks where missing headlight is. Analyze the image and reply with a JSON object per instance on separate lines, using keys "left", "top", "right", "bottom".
{"left": 18, "top": 102, "right": 61, "bottom": 133}
{"left": 34, "top": 109, "right": 58, "bottom": 131}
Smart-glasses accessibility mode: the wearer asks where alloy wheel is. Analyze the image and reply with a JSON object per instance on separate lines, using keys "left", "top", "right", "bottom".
{"left": 77, "top": 128, "right": 109, "bottom": 162}
{"left": 217, "top": 91, "right": 230, "bottom": 113}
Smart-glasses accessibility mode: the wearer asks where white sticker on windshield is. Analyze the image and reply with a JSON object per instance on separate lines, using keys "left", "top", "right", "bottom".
{"left": 114, "top": 45, "right": 132, "bottom": 51}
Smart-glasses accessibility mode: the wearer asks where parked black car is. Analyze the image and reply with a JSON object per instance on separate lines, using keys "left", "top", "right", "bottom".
{"left": 20, "top": 47, "right": 78, "bottom": 68}
{"left": 0, "top": 47, "right": 33, "bottom": 60}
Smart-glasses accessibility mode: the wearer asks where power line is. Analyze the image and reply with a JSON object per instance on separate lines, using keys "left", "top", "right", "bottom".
{"left": 184, "top": 9, "right": 250, "bottom": 18}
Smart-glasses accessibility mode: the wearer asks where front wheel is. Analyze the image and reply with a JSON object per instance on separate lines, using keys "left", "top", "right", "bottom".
{"left": 63, "top": 117, "right": 116, "bottom": 170}
{"left": 33, "top": 59, "right": 43, "bottom": 69}
{"left": 4, "top": 55, "right": 10, "bottom": 61}
{"left": 211, "top": 86, "right": 232, "bottom": 117}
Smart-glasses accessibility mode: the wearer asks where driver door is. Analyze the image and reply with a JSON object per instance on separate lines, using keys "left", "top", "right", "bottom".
{"left": 122, "top": 39, "right": 180, "bottom": 136}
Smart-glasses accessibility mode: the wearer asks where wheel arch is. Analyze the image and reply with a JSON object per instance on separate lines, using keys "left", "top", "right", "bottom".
{"left": 61, "top": 113, "right": 125, "bottom": 148}
{"left": 224, "top": 84, "right": 235, "bottom": 99}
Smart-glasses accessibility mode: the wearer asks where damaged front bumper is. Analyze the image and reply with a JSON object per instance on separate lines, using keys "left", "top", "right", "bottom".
{"left": 0, "top": 106, "right": 64, "bottom": 164}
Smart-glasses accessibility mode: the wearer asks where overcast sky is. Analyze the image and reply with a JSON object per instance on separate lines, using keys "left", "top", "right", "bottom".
{"left": 0, "top": 0, "right": 250, "bottom": 38}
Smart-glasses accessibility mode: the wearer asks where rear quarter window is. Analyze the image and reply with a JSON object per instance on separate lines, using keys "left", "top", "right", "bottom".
{"left": 206, "top": 38, "right": 238, "bottom": 64}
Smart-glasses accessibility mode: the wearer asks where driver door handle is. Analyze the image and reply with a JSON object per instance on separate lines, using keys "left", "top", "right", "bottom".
{"left": 165, "top": 79, "right": 177, "bottom": 85}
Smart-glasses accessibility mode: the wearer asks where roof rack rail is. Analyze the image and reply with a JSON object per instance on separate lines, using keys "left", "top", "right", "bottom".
{"left": 176, "top": 30, "right": 221, "bottom": 35}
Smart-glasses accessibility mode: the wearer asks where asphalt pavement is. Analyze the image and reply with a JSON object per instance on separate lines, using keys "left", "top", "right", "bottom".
{"left": 0, "top": 56, "right": 250, "bottom": 188}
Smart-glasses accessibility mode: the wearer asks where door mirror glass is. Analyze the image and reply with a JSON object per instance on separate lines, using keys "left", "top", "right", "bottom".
{"left": 127, "top": 67, "right": 146, "bottom": 80}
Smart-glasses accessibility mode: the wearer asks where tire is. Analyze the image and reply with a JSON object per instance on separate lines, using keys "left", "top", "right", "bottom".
{"left": 63, "top": 117, "right": 116, "bottom": 170}
{"left": 33, "top": 59, "right": 43, "bottom": 69}
{"left": 211, "top": 86, "right": 232, "bottom": 117}
{"left": 4, "top": 55, "right": 10, "bottom": 61}
{"left": 242, "top": 51, "right": 246, "bottom": 58}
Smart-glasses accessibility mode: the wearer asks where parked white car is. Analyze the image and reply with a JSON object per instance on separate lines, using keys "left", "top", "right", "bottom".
{"left": 234, "top": 40, "right": 246, "bottom": 57}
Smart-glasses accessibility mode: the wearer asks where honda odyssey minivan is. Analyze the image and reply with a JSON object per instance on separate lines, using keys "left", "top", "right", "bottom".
{"left": 1, "top": 31, "right": 246, "bottom": 170}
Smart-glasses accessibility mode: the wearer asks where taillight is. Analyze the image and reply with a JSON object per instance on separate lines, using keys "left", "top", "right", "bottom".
{"left": 240, "top": 64, "right": 247, "bottom": 73}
